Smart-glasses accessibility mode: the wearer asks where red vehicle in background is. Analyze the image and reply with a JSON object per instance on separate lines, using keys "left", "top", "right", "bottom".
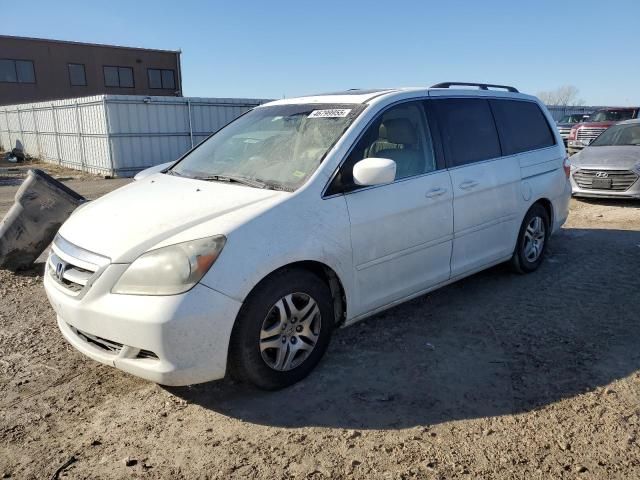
{"left": 567, "top": 107, "right": 640, "bottom": 155}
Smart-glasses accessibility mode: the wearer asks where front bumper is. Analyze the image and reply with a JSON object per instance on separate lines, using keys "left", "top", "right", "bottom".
{"left": 571, "top": 189, "right": 640, "bottom": 199}
{"left": 44, "top": 261, "right": 242, "bottom": 386}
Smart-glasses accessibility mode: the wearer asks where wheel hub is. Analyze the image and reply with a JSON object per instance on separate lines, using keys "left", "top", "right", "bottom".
{"left": 259, "top": 292, "right": 322, "bottom": 371}
{"left": 523, "top": 215, "right": 546, "bottom": 262}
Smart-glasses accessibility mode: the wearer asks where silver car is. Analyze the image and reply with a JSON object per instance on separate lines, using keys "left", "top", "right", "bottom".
{"left": 570, "top": 119, "right": 640, "bottom": 199}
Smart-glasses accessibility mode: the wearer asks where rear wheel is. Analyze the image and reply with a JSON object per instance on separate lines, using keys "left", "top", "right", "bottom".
{"left": 510, "top": 204, "right": 550, "bottom": 274}
{"left": 228, "top": 268, "right": 334, "bottom": 390}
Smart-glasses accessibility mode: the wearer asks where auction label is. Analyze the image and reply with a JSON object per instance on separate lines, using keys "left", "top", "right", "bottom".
{"left": 308, "top": 109, "right": 352, "bottom": 118}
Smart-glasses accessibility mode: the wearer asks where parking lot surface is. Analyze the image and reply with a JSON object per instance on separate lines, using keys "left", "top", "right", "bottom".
{"left": 1, "top": 173, "right": 639, "bottom": 479}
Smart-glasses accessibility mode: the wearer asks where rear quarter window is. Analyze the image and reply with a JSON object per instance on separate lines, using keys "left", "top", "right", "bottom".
{"left": 490, "top": 99, "right": 556, "bottom": 155}
{"left": 432, "top": 98, "right": 501, "bottom": 167}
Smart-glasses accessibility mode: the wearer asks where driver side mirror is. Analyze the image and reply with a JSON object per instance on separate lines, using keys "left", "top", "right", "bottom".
{"left": 352, "top": 158, "right": 396, "bottom": 186}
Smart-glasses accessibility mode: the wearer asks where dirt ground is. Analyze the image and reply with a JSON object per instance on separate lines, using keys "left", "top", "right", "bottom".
{"left": 0, "top": 169, "right": 639, "bottom": 479}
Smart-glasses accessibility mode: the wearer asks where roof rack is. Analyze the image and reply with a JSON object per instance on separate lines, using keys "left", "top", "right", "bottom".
{"left": 431, "top": 82, "right": 519, "bottom": 93}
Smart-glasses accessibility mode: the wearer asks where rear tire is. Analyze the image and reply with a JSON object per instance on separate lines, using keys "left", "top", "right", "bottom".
{"left": 510, "top": 204, "right": 550, "bottom": 274}
{"left": 228, "top": 268, "right": 334, "bottom": 390}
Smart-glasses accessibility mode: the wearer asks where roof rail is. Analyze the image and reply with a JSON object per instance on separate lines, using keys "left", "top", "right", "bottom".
{"left": 431, "top": 82, "right": 519, "bottom": 93}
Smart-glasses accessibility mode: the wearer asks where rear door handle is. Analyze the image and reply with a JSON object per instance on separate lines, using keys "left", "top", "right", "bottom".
{"left": 459, "top": 180, "right": 479, "bottom": 190}
{"left": 425, "top": 187, "right": 447, "bottom": 198}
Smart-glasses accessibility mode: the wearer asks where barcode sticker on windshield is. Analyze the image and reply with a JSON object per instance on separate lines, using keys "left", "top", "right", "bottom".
{"left": 308, "top": 109, "right": 352, "bottom": 118}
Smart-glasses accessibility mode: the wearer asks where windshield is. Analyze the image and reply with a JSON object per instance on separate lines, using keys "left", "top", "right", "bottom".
{"left": 591, "top": 124, "right": 640, "bottom": 147}
{"left": 588, "top": 110, "right": 635, "bottom": 123}
{"left": 171, "top": 104, "right": 363, "bottom": 191}
{"left": 560, "top": 114, "right": 586, "bottom": 124}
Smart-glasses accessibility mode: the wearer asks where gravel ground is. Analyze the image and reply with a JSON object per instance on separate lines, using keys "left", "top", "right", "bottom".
{"left": 0, "top": 171, "right": 639, "bottom": 479}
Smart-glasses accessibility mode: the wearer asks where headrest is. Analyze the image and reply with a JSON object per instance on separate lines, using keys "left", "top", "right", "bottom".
{"left": 379, "top": 118, "right": 417, "bottom": 145}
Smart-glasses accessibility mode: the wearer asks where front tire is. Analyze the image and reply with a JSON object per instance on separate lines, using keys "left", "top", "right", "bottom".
{"left": 228, "top": 268, "right": 334, "bottom": 390}
{"left": 510, "top": 204, "right": 550, "bottom": 274}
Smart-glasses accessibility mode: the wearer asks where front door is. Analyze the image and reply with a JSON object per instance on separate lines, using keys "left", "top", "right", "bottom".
{"left": 333, "top": 100, "right": 454, "bottom": 315}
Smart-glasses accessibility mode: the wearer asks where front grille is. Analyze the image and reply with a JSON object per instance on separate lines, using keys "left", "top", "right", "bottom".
{"left": 573, "top": 169, "right": 638, "bottom": 191}
{"left": 576, "top": 126, "right": 606, "bottom": 143}
{"left": 557, "top": 126, "right": 571, "bottom": 138}
{"left": 71, "top": 326, "right": 159, "bottom": 360}
{"left": 48, "top": 253, "right": 95, "bottom": 293}
{"left": 48, "top": 235, "right": 109, "bottom": 297}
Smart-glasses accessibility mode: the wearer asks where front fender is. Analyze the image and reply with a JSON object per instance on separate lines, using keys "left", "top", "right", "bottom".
{"left": 199, "top": 194, "right": 356, "bottom": 320}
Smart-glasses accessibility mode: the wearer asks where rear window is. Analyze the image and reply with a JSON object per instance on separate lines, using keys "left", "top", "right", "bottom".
{"left": 433, "top": 98, "right": 501, "bottom": 167}
{"left": 490, "top": 99, "right": 556, "bottom": 155}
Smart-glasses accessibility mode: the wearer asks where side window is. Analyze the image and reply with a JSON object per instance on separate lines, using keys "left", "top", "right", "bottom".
{"left": 0, "top": 59, "right": 35, "bottom": 84}
{"left": 68, "top": 64, "right": 87, "bottom": 86}
{"left": 329, "top": 101, "right": 436, "bottom": 193}
{"left": 433, "top": 98, "right": 501, "bottom": 167}
{"left": 103, "top": 66, "right": 134, "bottom": 88}
{"left": 15, "top": 60, "right": 36, "bottom": 83}
{"left": 148, "top": 68, "right": 176, "bottom": 89}
{"left": 490, "top": 99, "right": 556, "bottom": 155}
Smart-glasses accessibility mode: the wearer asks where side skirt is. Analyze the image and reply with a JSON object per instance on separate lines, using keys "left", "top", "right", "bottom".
{"left": 342, "top": 254, "right": 513, "bottom": 328}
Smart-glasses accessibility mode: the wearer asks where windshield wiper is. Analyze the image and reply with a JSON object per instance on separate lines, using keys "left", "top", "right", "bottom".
{"left": 165, "top": 169, "right": 185, "bottom": 177}
{"left": 196, "top": 174, "right": 269, "bottom": 189}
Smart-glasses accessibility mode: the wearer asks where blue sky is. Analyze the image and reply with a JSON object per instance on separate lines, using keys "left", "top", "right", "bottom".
{"left": 3, "top": 0, "right": 638, "bottom": 105}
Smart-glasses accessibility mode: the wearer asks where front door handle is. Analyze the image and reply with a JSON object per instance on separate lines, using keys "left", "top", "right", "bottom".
{"left": 425, "top": 187, "right": 447, "bottom": 198}
{"left": 459, "top": 180, "right": 479, "bottom": 190}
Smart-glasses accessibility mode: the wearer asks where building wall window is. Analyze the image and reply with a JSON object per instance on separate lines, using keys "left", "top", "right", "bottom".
{"left": 68, "top": 63, "right": 87, "bottom": 86}
{"left": 148, "top": 68, "right": 175, "bottom": 90}
{"left": 0, "top": 59, "right": 36, "bottom": 83}
{"left": 103, "top": 66, "right": 134, "bottom": 88}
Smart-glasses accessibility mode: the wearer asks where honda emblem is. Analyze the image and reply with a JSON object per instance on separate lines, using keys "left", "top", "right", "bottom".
{"left": 55, "top": 261, "right": 67, "bottom": 281}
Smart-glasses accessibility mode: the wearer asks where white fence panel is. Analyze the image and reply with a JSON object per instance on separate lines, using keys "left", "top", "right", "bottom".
{"left": 39, "top": 132, "right": 59, "bottom": 163}
{"left": 0, "top": 94, "right": 268, "bottom": 176}
{"left": 36, "top": 106, "right": 55, "bottom": 132}
{"left": 110, "top": 135, "right": 192, "bottom": 175}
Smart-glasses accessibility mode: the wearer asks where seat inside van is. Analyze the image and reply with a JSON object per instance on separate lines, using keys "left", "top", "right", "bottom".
{"left": 366, "top": 118, "right": 425, "bottom": 179}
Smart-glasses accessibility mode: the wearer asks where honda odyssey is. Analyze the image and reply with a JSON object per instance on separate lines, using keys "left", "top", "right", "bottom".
{"left": 44, "top": 82, "right": 571, "bottom": 389}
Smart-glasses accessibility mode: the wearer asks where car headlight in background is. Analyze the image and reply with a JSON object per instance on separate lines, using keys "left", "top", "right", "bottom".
{"left": 112, "top": 235, "right": 226, "bottom": 295}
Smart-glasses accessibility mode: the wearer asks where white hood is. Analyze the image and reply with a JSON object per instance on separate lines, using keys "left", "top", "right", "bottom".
{"left": 58, "top": 174, "right": 287, "bottom": 262}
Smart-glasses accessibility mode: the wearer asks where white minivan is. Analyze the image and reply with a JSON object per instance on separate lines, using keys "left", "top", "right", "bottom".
{"left": 44, "top": 83, "right": 571, "bottom": 390}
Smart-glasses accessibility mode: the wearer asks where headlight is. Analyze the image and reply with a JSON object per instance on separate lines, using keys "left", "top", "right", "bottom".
{"left": 112, "top": 236, "right": 226, "bottom": 295}
{"left": 632, "top": 163, "right": 640, "bottom": 175}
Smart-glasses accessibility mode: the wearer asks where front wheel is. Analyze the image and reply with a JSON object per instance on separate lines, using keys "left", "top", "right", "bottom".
{"left": 510, "top": 204, "right": 550, "bottom": 274}
{"left": 228, "top": 268, "right": 335, "bottom": 390}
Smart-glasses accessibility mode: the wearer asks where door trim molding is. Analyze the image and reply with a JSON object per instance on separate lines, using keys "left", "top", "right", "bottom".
{"left": 356, "top": 234, "right": 453, "bottom": 271}
{"left": 453, "top": 213, "right": 518, "bottom": 239}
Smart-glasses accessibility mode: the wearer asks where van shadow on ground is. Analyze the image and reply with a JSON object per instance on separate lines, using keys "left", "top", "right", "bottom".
{"left": 170, "top": 227, "right": 640, "bottom": 430}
